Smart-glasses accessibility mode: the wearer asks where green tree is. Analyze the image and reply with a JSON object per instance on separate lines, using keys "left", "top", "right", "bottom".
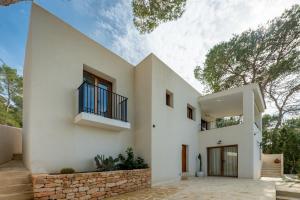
{"left": 0, "top": 60, "right": 23, "bottom": 127}
{"left": 0, "top": 0, "right": 31, "bottom": 6}
{"left": 132, "top": 0, "right": 187, "bottom": 34}
{"left": 1, "top": 0, "right": 187, "bottom": 34}
{"left": 262, "top": 116, "right": 300, "bottom": 174}
{"left": 195, "top": 5, "right": 300, "bottom": 129}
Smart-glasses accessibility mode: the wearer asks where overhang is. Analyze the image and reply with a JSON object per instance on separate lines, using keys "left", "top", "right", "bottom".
{"left": 74, "top": 112, "right": 131, "bottom": 131}
{"left": 198, "top": 84, "right": 266, "bottom": 120}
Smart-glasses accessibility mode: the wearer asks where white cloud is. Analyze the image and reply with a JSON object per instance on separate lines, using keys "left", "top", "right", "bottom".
{"left": 73, "top": 0, "right": 299, "bottom": 114}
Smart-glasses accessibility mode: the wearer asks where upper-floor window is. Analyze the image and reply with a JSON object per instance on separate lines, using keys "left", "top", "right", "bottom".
{"left": 201, "top": 119, "right": 208, "bottom": 131}
{"left": 187, "top": 104, "right": 195, "bottom": 120}
{"left": 79, "top": 70, "right": 128, "bottom": 122}
{"left": 83, "top": 71, "right": 113, "bottom": 117}
{"left": 166, "top": 90, "right": 173, "bottom": 107}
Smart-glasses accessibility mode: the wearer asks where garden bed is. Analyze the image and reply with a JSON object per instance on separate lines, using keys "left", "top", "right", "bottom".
{"left": 32, "top": 168, "right": 151, "bottom": 200}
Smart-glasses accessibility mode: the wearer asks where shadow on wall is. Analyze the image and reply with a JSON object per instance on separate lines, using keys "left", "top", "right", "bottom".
{"left": 0, "top": 124, "right": 22, "bottom": 164}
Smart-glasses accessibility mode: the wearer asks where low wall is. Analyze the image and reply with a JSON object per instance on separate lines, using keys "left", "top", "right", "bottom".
{"left": 0, "top": 124, "right": 22, "bottom": 164}
{"left": 32, "top": 168, "right": 151, "bottom": 199}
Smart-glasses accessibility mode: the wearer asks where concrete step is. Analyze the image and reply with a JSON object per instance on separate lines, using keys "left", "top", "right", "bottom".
{"left": 277, "top": 190, "right": 300, "bottom": 198}
{"left": 262, "top": 175, "right": 282, "bottom": 178}
{"left": 11, "top": 154, "right": 23, "bottom": 161}
{"left": 0, "top": 184, "right": 33, "bottom": 194}
{"left": 0, "top": 191, "right": 33, "bottom": 200}
{"left": 0, "top": 176, "right": 31, "bottom": 185}
{"left": 276, "top": 196, "right": 300, "bottom": 200}
{"left": 0, "top": 170, "right": 30, "bottom": 177}
{"left": 262, "top": 172, "right": 281, "bottom": 174}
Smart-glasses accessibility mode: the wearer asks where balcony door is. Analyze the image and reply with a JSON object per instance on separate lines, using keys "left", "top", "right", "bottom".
{"left": 207, "top": 145, "right": 238, "bottom": 177}
{"left": 83, "top": 71, "right": 112, "bottom": 118}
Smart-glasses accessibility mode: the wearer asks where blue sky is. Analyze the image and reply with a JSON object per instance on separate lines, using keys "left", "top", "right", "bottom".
{"left": 0, "top": 0, "right": 298, "bottom": 93}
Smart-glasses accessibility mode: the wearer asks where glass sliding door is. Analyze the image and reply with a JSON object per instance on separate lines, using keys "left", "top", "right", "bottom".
{"left": 223, "top": 146, "right": 238, "bottom": 177}
{"left": 207, "top": 145, "right": 238, "bottom": 177}
{"left": 208, "top": 147, "right": 221, "bottom": 176}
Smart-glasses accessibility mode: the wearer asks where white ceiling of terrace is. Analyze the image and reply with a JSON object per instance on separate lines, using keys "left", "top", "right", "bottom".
{"left": 199, "top": 92, "right": 243, "bottom": 119}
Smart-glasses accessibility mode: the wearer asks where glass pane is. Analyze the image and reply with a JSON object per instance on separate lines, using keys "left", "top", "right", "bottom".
{"left": 83, "top": 83, "right": 94, "bottom": 112}
{"left": 209, "top": 148, "right": 221, "bottom": 176}
{"left": 98, "top": 84, "right": 108, "bottom": 114}
{"left": 223, "top": 146, "right": 238, "bottom": 177}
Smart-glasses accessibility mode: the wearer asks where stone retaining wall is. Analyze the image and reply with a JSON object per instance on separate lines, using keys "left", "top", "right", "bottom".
{"left": 32, "top": 168, "right": 151, "bottom": 200}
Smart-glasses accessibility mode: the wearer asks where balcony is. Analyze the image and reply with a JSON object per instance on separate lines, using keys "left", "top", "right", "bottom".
{"left": 74, "top": 81, "right": 130, "bottom": 131}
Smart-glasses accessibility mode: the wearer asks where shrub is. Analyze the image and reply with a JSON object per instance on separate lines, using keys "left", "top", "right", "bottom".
{"left": 117, "top": 147, "right": 148, "bottom": 170}
{"left": 60, "top": 168, "right": 75, "bottom": 174}
{"left": 94, "top": 154, "right": 119, "bottom": 172}
{"left": 94, "top": 147, "right": 148, "bottom": 172}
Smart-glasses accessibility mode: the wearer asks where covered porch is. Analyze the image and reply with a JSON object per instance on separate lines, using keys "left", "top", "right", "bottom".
{"left": 198, "top": 84, "right": 266, "bottom": 179}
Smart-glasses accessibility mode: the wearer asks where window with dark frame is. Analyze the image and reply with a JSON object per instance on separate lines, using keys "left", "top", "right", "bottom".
{"left": 187, "top": 105, "right": 194, "bottom": 120}
{"left": 166, "top": 90, "right": 173, "bottom": 107}
{"left": 83, "top": 70, "right": 113, "bottom": 117}
{"left": 201, "top": 119, "right": 208, "bottom": 131}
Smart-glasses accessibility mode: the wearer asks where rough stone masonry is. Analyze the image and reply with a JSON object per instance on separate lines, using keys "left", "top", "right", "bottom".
{"left": 32, "top": 168, "right": 151, "bottom": 200}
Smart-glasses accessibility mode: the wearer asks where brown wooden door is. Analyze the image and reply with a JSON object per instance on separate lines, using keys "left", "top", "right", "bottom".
{"left": 182, "top": 145, "right": 187, "bottom": 172}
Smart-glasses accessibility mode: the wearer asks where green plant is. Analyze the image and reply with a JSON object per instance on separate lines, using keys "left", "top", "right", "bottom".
{"left": 60, "top": 168, "right": 75, "bottom": 174}
{"left": 117, "top": 147, "right": 148, "bottom": 170}
{"left": 94, "top": 155, "right": 119, "bottom": 172}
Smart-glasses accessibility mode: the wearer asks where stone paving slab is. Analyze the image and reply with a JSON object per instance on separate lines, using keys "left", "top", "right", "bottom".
{"left": 107, "top": 177, "right": 276, "bottom": 200}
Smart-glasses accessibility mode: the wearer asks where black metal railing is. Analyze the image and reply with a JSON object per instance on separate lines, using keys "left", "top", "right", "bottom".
{"left": 78, "top": 81, "right": 128, "bottom": 122}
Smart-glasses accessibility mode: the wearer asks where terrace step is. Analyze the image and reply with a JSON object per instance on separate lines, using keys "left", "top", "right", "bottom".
{"left": 277, "top": 190, "right": 300, "bottom": 199}
{"left": 276, "top": 196, "right": 300, "bottom": 200}
{"left": 0, "top": 161, "right": 33, "bottom": 200}
{"left": 12, "top": 154, "right": 23, "bottom": 161}
{"left": 0, "top": 191, "right": 33, "bottom": 200}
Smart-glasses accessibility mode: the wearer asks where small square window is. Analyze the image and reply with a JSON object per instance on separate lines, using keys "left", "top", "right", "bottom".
{"left": 166, "top": 90, "right": 173, "bottom": 107}
{"left": 187, "top": 104, "right": 195, "bottom": 120}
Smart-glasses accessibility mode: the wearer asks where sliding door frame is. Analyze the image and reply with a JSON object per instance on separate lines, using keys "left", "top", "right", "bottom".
{"left": 207, "top": 144, "right": 238, "bottom": 178}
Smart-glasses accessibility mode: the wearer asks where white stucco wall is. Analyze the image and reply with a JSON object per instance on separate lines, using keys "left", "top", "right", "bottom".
{"left": 0, "top": 125, "right": 22, "bottom": 164}
{"left": 199, "top": 124, "right": 253, "bottom": 178}
{"left": 199, "top": 88, "right": 262, "bottom": 179}
{"left": 253, "top": 124, "right": 262, "bottom": 179}
{"left": 23, "top": 4, "right": 135, "bottom": 173}
{"left": 134, "top": 55, "right": 153, "bottom": 165}
{"left": 23, "top": 3, "right": 264, "bottom": 182}
{"left": 150, "top": 55, "right": 201, "bottom": 184}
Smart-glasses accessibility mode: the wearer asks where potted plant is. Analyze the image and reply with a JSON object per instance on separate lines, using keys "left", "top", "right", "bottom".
{"left": 196, "top": 153, "right": 204, "bottom": 177}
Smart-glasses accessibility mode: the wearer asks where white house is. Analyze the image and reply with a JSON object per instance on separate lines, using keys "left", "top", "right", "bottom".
{"left": 23, "top": 4, "right": 265, "bottom": 184}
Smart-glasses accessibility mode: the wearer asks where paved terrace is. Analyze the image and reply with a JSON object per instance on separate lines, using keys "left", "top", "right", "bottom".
{"left": 107, "top": 177, "right": 276, "bottom": 200}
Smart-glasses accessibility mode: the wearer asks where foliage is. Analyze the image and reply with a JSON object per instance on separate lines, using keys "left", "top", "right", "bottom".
{"left": 132, "top": 0, "right": 187, "bottom": 34}
{"left": 118, "top": 147, "right": 148, "bottom": 170}
{"left": 262, "top": 117, "right": 300, "bottom": 174}
{"left": 216, "top": 116, "right": 241, "bottom": 128}
{"left": 2, "top": 0, "right": 187, "bottom": 34}
{"left": 0, "top": 62, "right": 23, "bottom": 127}
{"left": 94, "top": 154, "right": 119, "bottom": 172}
{"left": 94, "top": 147, "right": 148, "bottom": 172}
{"left": 195, "top": 5, "right": 300, "bottom": 128}
{"left": 60, "top": 168, "right": 75, "bottom": 174}
{"left": 0, "top": 0, "right": 32, "bottom": 6}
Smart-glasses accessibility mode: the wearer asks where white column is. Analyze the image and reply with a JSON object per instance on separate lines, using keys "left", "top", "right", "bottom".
{"left": 242, "top": 89, "right": 255, "bottom": 178}
{"left": 243, "top": 89, "right": 255, "bottom": 126}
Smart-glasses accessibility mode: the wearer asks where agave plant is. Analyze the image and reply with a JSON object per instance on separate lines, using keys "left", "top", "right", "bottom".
{"left": 94, "top": 154, "right": 119, "bottom": 172}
